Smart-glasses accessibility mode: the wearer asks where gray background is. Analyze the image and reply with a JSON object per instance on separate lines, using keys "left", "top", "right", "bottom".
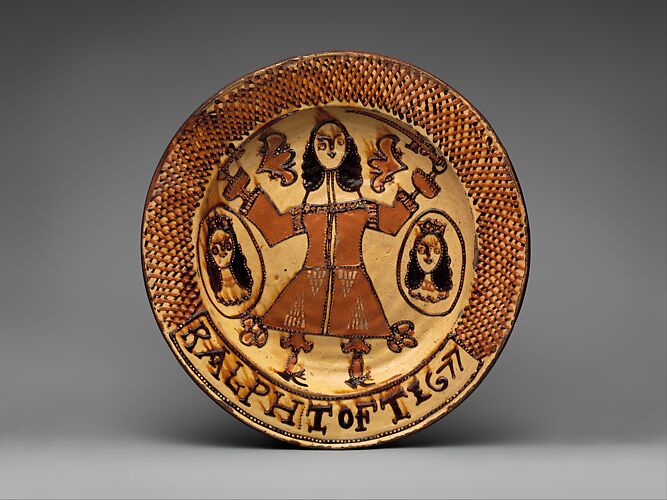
{"left": 1, "top": 1, "right": 665, "bottom": 498}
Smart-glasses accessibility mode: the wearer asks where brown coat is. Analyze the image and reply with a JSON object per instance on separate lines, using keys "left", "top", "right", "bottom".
{"left": 241, "top": 188, "right": 417, "bottom": 338}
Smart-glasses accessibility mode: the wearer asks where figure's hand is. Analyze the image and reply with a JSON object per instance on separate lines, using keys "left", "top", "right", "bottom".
{"left": 396, "top": 189, "right": 420, "bottom": 214}
{"left": 411, "top": 168, "right": 441, "bottom": 199}
{"left": 239, "top": 316, "right": 268, "bottom": 348}
{"left": 222, "top": 168, "right": 251, "bottom": 201}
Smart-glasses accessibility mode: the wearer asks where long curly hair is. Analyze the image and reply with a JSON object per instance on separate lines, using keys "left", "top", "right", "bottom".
{"left": 205, "top": 213, "right": 253, "bottom": 294}
{"left": 405, "top": 225, "right": 453, "bottom": 293}
{"left": 302, "top": 119, "right": 363, "bottom": 192}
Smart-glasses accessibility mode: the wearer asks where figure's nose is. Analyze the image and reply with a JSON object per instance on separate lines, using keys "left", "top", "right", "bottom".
{"left": 327, "top": 151, "right": 336, "bottom": 159}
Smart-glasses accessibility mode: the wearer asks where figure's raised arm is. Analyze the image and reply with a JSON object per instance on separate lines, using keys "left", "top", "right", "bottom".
{"left": 222, "top": 169, "right": 303, "bottom": 247}
{"left": 367, "top": 189, "right": 420, "bottom": 236}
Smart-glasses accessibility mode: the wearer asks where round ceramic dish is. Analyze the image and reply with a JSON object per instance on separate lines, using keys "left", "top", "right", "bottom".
{"left": 141, "top": 52, "right": 529, "bottom": 448}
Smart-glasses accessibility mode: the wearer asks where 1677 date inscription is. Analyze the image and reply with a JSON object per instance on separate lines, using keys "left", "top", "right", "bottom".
{"left": 171, "top": 314, "right": 481, "bottom": 445}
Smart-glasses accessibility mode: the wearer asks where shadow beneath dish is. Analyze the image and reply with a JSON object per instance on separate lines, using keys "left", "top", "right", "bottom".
{"left": 372, "top": 417, "right": 537, "bottom": 449}
{"left": 144, "top": 418, "right": 299, "bottom": 449}
{"left": 140, "top": 409, "right": 535, "bottom": 450}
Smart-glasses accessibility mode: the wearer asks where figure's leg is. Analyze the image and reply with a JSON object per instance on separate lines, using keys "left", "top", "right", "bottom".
{"left": 278, "top": 332, "right": 314, "bottom": 387}
{"left": 341, "top": 337, "right": 373, "bottom": 388}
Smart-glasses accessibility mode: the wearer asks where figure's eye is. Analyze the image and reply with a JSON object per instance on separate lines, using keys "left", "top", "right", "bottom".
{"left": 337, "top": 138, "right": 344, "bottom": 146}
{"left": 317, "top": 141, "right": 326, "bottom": 151}
{"left": 417, "top": 245, "right": 426, "bottom": 254}
{"left": 433, "top": 246, "right": 441, "bottom": 254}
{"left": 224, "top": 239, "right": 233, "bottom": 251}
{"left": 211, "top": 245, "right": 219, "bottom": 255}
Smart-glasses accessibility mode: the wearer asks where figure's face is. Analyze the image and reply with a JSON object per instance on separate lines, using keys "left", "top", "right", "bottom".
{"left": 314, "top": 122, "right": 347, "bottom": 170}
{"left": 209, "top": 229, "right": 234, "bottom": 268}
{"left": 416, "top": 234, "right": 442, "bottom": 273}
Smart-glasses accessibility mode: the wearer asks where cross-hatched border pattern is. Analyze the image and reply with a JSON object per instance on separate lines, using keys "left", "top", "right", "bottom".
{"left": 141, "top": 52, "right": 529, "bottom": 359}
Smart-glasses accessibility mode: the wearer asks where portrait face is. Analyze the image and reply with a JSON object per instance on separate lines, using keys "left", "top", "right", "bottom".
{"left": 209, "top": 229, "right": 234, "bottom": 268}
{"left": 314, "top": 122, "right": 347, "bottom": 170}
{"left": 416, "top": 234, "right": 442, "bottom": 273}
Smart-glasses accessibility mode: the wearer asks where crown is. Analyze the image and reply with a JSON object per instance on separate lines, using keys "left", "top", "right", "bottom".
{"left": 206, "top": 211, "right": 233, "bottom": 232}
{"left": 417, "top": 217, "right": 447, "bottom": 235}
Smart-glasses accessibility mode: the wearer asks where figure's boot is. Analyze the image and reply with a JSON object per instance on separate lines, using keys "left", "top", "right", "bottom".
{"left": 341, "top": 338, "right": 373, "bottom": 388}
{"left": 278, "top": 332, "right": 313, "bottom": 387}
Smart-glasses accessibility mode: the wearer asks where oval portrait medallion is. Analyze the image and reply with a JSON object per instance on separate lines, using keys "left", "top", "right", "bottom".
{"left": 141, "top": 52, "right": 529, "bottom": 448}
{"left": 397, "top": 208, "right": 466, "bottom": 317}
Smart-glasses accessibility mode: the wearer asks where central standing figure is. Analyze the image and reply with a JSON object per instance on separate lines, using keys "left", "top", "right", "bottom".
{"left": 224, "top": 118, "right": 425, "bottom": 388}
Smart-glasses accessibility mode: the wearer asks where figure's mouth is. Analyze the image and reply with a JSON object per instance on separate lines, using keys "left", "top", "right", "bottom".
{"left": 424, "top": 258, "right": 433, "bottom": 264}
{"left": 327, "top": 151, "right": 336, "bottom": 159}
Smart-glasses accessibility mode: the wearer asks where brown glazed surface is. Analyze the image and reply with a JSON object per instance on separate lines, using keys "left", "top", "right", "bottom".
{"left": 141, "top": 52, "right": 529, "bottom": 448}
